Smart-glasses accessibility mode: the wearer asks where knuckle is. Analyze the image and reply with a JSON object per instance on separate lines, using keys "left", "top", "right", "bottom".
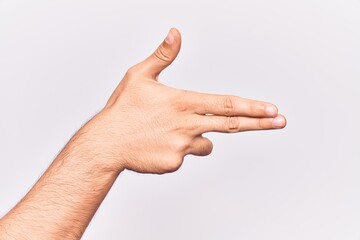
{"left": 257, "top": 118, "right": 265, "bottom": 129}
{"left": 225, "top": 116, "right": 239, "bottom": 132}
{"left": 188, "top": 117, "right": 202, "bottom": 132}
{"left": 223, "top": 96, "right": 235, "bottom": 115}
{"left": 173, "top": 137, "right": 190, "bottom": 153}
{"left": 249, "top": 103, "right": 260, "bottom": 115}
{"left": 173, "top": 95, "right": 189, "bottom": 112}
{"left": 125, "top": 65, "right": 138, "bottom": 78}
{"left": 175, "top": 104, "right": 187, "bottom": 113}
{"left": 154, "top": 46, "right": 171, "bottom": 63}
{"left": 162, "top": 156, "right": 183, "bottom": 173}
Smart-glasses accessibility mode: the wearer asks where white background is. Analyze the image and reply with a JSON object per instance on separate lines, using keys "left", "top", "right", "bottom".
{"left": 0, "top": 0, "right": 360, "bottom": 239}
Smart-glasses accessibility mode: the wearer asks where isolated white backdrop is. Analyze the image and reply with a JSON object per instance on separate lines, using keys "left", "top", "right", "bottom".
{"left": 0, "top": 0, "right": 360, "bottom": 239}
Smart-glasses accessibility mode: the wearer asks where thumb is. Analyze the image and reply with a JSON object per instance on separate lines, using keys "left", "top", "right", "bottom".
{"left": 138, "top": 28, "right": 182, "bottom": 80}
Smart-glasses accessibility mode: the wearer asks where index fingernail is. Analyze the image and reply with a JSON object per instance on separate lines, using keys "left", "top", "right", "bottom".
{"left": 265, "top": 105, "right": 278, "bottom": 117}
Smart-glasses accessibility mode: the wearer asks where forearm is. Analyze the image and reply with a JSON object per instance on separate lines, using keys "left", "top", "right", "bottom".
{"left": 0, "top": 118, "right": 122, "bottom": 240}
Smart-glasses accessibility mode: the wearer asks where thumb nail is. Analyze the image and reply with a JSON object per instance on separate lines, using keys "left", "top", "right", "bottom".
{"left": 165, "top": 29, "right": 174, "bottom": 44}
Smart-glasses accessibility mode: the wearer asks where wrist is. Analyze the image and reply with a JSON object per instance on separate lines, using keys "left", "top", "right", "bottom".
{"left": 64, "top": 111, "right": 126, "bottom": 175}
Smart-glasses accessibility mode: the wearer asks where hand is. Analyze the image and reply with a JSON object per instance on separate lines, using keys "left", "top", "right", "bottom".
{"left": 78, "top": 28, "right": 286, "bottom": 174}
{"left": 0, "top": 28, "right": 287, "bottom": 240}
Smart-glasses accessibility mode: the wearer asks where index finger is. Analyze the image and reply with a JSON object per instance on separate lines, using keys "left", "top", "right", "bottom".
{"left": 186, "top": 91, "right": 279, "bottom": 118}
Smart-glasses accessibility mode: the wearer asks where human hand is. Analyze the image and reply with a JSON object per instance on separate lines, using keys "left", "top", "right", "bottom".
{"left": 78, "top": 28, "right": 286, "bottom": 174}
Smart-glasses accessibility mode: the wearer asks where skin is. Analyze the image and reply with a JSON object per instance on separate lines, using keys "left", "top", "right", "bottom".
{"left": 0, "top": 28, "right": 286, "bottom": 239}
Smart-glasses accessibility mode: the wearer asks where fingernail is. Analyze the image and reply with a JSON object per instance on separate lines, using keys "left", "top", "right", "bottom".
{"left": 265, "top": 105, "right": 278, "bottom": 117}
{"left": 165, "top": 29, "right": 174, "bottom": 44}
{"left": 272, "top": 116, "right": 286, "bottom": 129}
